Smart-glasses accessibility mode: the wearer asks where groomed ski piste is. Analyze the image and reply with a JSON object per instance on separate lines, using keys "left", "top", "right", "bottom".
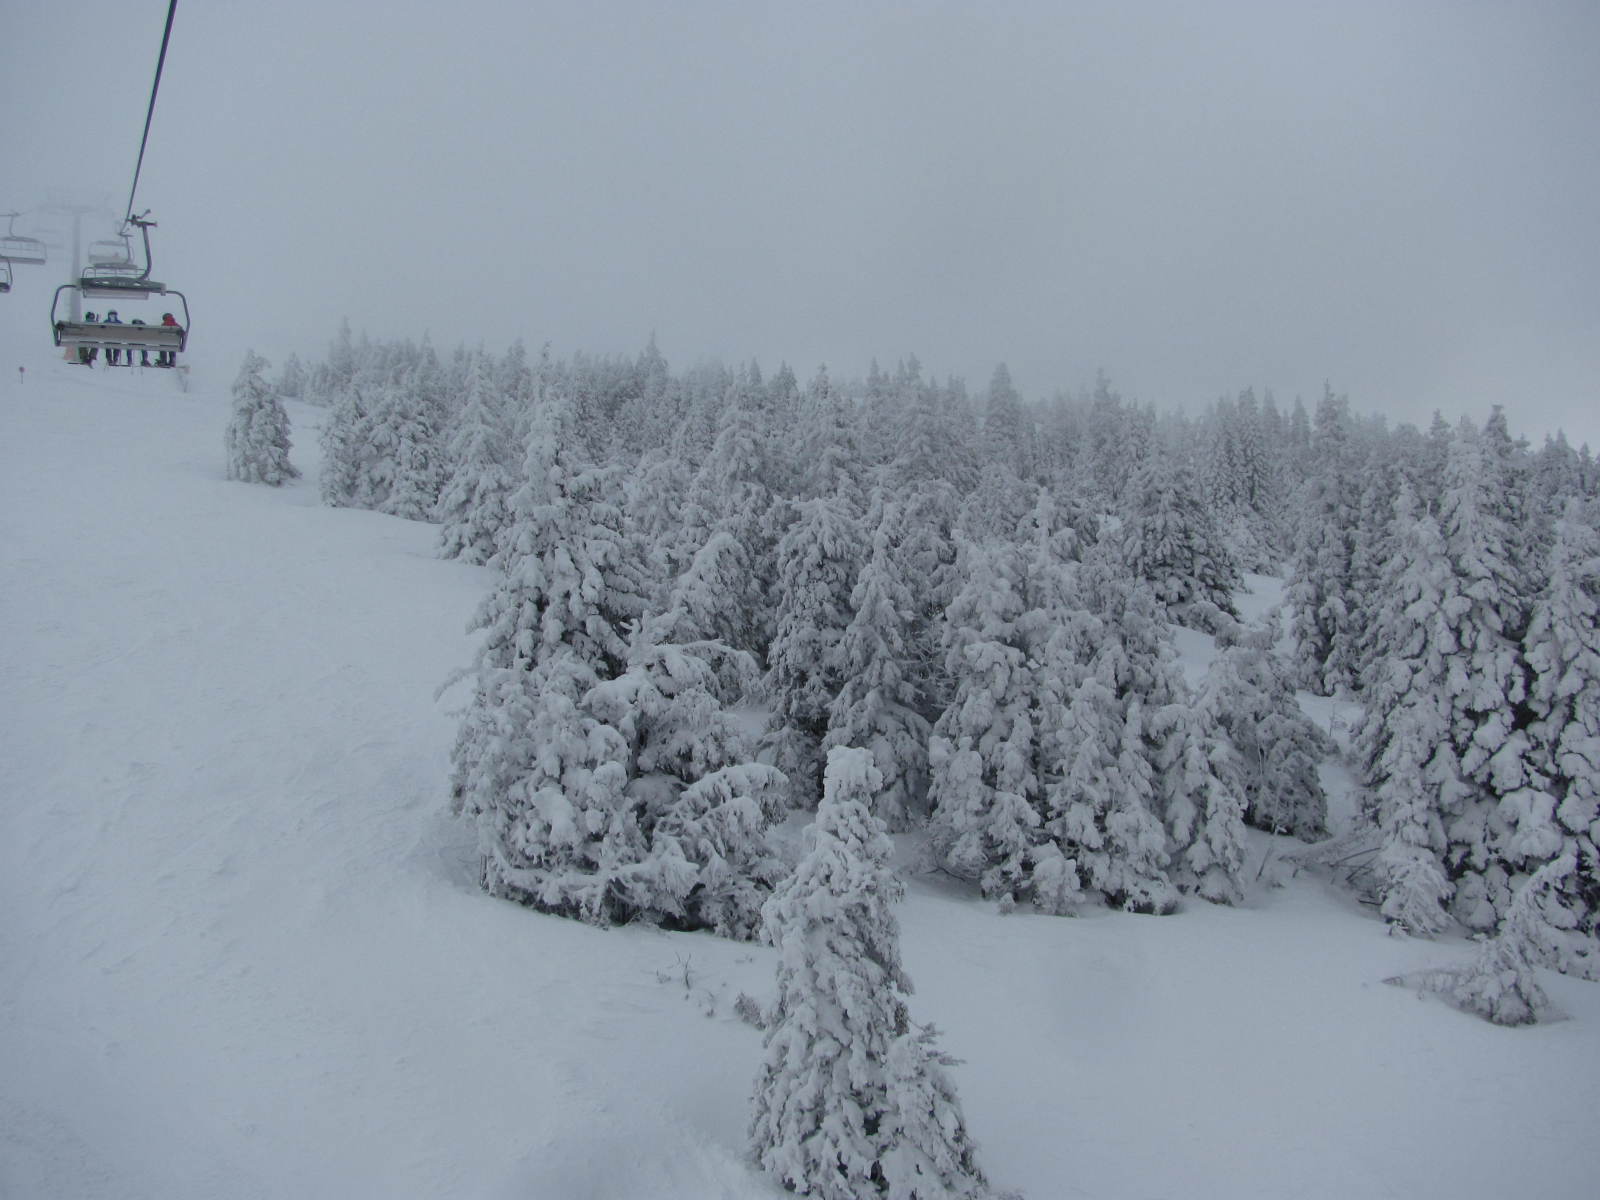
{"left": 2, "top": 312, "right": 1596, "bottom": 1199}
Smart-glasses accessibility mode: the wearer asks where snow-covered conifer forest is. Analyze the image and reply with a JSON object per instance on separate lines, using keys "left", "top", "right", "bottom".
{"left": 4, "top": 320, "right": 1598, "bottom": 1198}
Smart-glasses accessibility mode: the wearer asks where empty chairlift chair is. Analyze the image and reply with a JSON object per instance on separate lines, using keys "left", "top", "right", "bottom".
{"left": 0, "top": 212, "right": 48, "bottom": 267}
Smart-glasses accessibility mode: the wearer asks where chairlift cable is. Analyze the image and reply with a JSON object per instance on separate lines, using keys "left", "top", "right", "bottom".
{"left": 123, "top": 0, "right": 179, "bottom": 230}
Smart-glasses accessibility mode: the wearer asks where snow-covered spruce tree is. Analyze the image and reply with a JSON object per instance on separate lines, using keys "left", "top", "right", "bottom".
{"left": 927, "top": 539, "right": 1049, "bottom": 908}
{"left": 369, "top": 372, "right": 448, "bottom": 521}
{"left": 1355, "top": 486, "right": 1459, "bottom": 936}
{"left": 318, "top": 381, "right": 369, "bottom": 506}
{"left": 1117, "top": 452, "right": 1241, "bottom": 631}
{"left": 585, "top": 612, "right": 788, "bottom": 939}
{"left": 225, "top": 350, "right": 299, "bottom": 486}
{"left": 1287, "top": 385, "right": 1362, "bottom": 694}
{"left": 1408, "top": 857, "right": 1563, "bottom": 1026}
{"left": 956, "top": 462, "right": 1035, "bottom": 544}
{"left": 1050, "top": 685, "right": 1178, "bottom": 914}
{"left": 892, "top": 480, "right": 963, "bottom": 724}
{"left": 451, "top": 398, "right": 654, "bottom": 919}
{"left": 1348, "top": 454, "right": 1408, "bottom": 685}
{"left": 1517, "top": 502, "right": 1600, "bottom": 977}
{"left": 1437, "top": 419, "right": 1534, "bottom": 931}
{"left": 763, "top": 494, "right": 864, "bottom": 809}
{"left": 1201, "top": 612, "right": 1330, "bottom": 839}
{"left": 751, "top": 747, "right": 991, "bottom": 1200}
{"left": 982, "top": 362, "right": 1036, "bottom": 483}
{"left": 626, "top": 449, "right": 694, "bottom": 609}
{"left": 657, "top": 528, "right": 763, "bottom": 686}
{"left": 436, "top": 356, "right": 515, "bottom": 564}
{"left": 1154, "top": 697, "right": 1248, "bottom": 905}
{"left": 1085, "top": 371, "right": 1141, "bottom": 510}
{"left": 274, "top": 352, "right": 306, "bottom": 402}
{"left": 683, "top": 396, "right": 780, "bottom": 660}
{"left": 464, "top": 646, "right": 641, "bottom": 920}
{"left": 1204, "top": 388, "right": 1281, "bottom": 572}
{"left": 1051, "top": 559, "right": 1187, "bottom": 913}
{"left": 795, "top": 364, "right": 866, "bottom": 506}
{"left": 823, "top": 495, "right": 932, "bottom": 832}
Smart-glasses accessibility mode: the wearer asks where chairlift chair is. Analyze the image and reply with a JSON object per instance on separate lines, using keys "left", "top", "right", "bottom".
{"left": 87, "top": 236, "right": 133, "bottom": 267}
{"left": 49, "top": 214, "right": 190, "bottom": 354}
{"left": 79, "top": 264, "right": 168, "bottom": 300}
{"left": 0, "top": 261, "right": 11, "bottom": 293}
{"left": 50, "top": 301, "right": 190, "bottom": 356}
{"left": 0, "top": 212, "right": 47, "bottom": 266}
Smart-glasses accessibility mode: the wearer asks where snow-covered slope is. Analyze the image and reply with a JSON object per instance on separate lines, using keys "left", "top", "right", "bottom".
{"left": 2, "top": 324, "right": 1596, "bottom": 1199}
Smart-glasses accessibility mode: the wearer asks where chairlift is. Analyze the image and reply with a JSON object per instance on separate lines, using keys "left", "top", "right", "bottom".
{"left": 0, "top": 261, "right": 11, "bottom": 294}
{"left": 74, "top": 213, "right": 169, "bottom": 301}
{"left": 80, "top": 262, "right": 164, "bottom": 299}
{"left": 87, "top": 235, "right": 134, "bottom": 267}
{"left": 0, "top": 212, "right": 47, "bottom": 266}
{"left": 50, "top": 213, "right": 190, "bottom": 356}
{"left": 50, "top": 301, "right": 190, "bottom": 358}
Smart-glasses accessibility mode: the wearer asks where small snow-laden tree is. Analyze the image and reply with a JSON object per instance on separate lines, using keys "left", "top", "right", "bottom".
{"left": 274, "top": 351, "right": 306, "bottom": 401}
{"left": 763, "top": 495, "right": 864, "bottom": 809}
{"left": 1204, "top": 388, "right": 1282, "bottom": 571}
{"left": 1118, "top": 452, "right": 1242, "bottom": 631}
{"left": 464, "top": 647, "right": 644, "bottom": 921}
{"left": 352, "top": 377, "right": 401, "bottom": 512}
{"left": 611, "top": 332, "right": 678, "bottom": 459}
{"left": 893, "top": 481, "right": 962, "bottom": 723}
{"left": 1517, "top": 503, "right": 1600, "bottom": 976}
{"left": 436, "top": 357, "right": 515, "bottom": 564}
{"left": 885, "top": 373, "right": 961, "bottom": 497}
{"left": 318, "top": 382, "right": 369, "bottom": 506}
{"left": 377, "top": 370, "right": 449, "bottom": 521}
{"left": 1409, "top": 856, "right": 1564, "bottom": 1026}
{"left": 1356, "top": 489, "right": 1460, "bottom": 936}
{"left": 982, "top": 362, "right": 1036, "bottom": 482}
{"left": 1051, "top": 684, "right": 1178, "bottom": 915}
{"left": 225, "top": 350, "right": 299, "bottom": 486}
{"left": 1350, "top": 447, "right": 1429, "bottom": 689}
{"left": 681, "top": 399, "right": 779, "bottom": 660}
{"left": 795, "top": 364, "right": 865, "bottom": 506}
{"left": 1085, "top": 371, "right": 1141, "bottom": 510}
{"left": 478, "top": 396, "right": 651, "bottom": 674}
{"left": 1154, "top": 698, "right": 1248, "bottom": 905}
{"left": 585, "top": 614, "right": 787, "bottom": 939}
{"left": 657, "top": 529, "right": 763, "bottom": 691}
{"left": 1287, "top": 385, "right": 1362, "bottom": 694}
{"left": 928, "top": 541, "right": 1047, "bottom": 907}
{"left": 1047, "top": 560, "right": 1186, "bottom": 913}
{"left": 1437, "top": 420, "right": 1534, "bottom": 930}
{"left": 1201, "top": 612, "right": 1331, "bottom": 839}
{"left": 751, "top": 748, "right": 991, "bottom": 1200}
{"left": 626, "top": 449, "right": 693, "bottom": 608}
{"left": 824, "top": 497, "right": 931, "bottom": 832}
{"left": 450, "top": 399, "right": 653, "bottom": 916}
{"left": 955, "top": 462, "right": 1035, "bottom": 544}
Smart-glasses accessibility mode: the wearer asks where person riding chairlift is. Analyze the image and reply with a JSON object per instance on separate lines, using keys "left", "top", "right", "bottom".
{"left": 77, "top": 312, "right": 99, "bottom": 366}
{"left": 103, "top": 309, "right": 124, "bottom": 366}
{"left": 158, "top": 311, "right": 181, "bottom": 367}
{"left": 129, "top": 317, "right": 150, "bottom": 366}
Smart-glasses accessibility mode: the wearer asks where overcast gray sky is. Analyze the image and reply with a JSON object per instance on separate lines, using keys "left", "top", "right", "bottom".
{"left": 4, "top": 0, "right": 1596, "bottom": 445}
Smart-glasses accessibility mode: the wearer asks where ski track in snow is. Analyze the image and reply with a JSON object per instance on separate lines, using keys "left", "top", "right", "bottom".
{"left": 2, "top": 326, "right": 1597, "bottom": 1199}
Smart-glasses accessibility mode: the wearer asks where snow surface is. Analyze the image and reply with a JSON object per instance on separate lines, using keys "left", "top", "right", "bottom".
{"left": 2, "top": 324, "right": 1597, "bottom": 1199}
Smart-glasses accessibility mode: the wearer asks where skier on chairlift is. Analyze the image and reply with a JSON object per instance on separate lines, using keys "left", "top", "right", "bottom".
{"left": 103, "top": 310, "right": 124, "bottom": 365}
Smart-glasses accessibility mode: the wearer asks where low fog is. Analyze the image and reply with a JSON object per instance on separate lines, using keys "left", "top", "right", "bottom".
{"left": 4, "top": 0, "right": 1596, "bottom": 443}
